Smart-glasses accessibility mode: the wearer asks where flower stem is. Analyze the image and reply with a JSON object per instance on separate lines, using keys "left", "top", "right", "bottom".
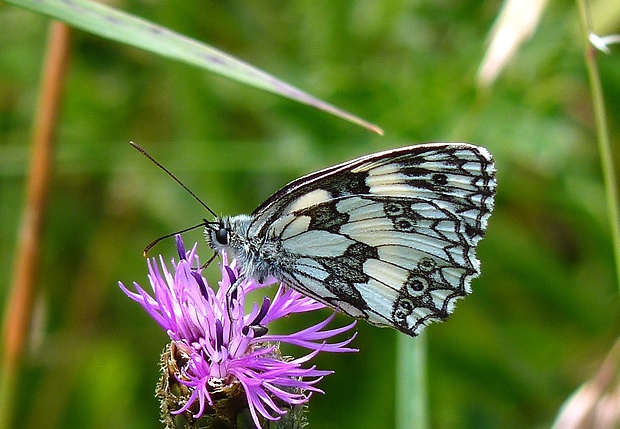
{"left": 575, "top": 0, "right": 620, "bottom": 296}
{"left": 0, "top": 21, "right": 71, "bottom": 429}
{"left": 396, "top": 333, "right": 428, "bottom": 429}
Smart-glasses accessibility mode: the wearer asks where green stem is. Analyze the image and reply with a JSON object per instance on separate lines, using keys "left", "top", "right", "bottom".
{"left": 576, "top": 0, "right": 620, "bottom": 296}
{"left": 396, "top": 333, "right": 428, "bottom": 429}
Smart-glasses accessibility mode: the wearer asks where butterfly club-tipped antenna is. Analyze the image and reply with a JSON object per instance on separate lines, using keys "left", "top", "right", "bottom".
{"left": 130, "top": 141, "right": 220, "bottom": 255}
{"left": 142, "top": 221, "right": 207, "bottom": 257}
{"left": 130, "top": 141, "right": 218, "bottom": 219}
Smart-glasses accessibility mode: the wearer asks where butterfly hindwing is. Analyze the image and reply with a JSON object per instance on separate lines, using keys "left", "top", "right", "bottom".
{"left": 216, "top": 143, "right": 496, "bottom": 337}
{"left": 267, "top": 194, "right": 481, "bottom": 336}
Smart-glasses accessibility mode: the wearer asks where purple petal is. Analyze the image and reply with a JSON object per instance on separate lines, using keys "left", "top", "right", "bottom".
{"left": 119, "top": 237, "right": 358, "bottom": 428}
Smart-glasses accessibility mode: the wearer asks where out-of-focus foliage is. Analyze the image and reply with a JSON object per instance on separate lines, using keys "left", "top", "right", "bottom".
{"left": 1, "top": 1, "right": 619, "bottom": 428}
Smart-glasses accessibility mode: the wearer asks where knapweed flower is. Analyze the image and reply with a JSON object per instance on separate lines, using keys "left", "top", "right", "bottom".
{"left": 119, "top": 236, "right": 357, "bottom": 429}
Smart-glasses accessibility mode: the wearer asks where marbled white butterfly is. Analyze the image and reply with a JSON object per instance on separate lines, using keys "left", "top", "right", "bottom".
{"left": 135, "top": 142, "right": 495, "bottom": 336}
{"left": 203, "top": 143, "right": 496, "bottom": 337}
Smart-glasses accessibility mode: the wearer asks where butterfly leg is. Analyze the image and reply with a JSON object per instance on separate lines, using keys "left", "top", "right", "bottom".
{"left": 223, "top": 267, "right": 242, "bottom": 321}
{"left": 223, "top": 275, "right": 269, "bottom": 337}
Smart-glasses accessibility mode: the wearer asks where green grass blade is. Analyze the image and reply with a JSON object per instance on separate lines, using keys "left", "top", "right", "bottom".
{"left": 5, "top": 0, "right": 382, "bottom": 135}
{"left": 576, "top": 0, "right": 620, "bottom": 296}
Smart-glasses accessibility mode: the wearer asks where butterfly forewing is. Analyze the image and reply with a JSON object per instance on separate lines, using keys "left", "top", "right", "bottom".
{"left": 220, "top": 143, "right": 495, "bottom": 337}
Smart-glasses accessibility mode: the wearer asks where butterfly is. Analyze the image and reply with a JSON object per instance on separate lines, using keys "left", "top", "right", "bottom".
{"left": 202, "top": 143, "right": 496, "bottom": 337}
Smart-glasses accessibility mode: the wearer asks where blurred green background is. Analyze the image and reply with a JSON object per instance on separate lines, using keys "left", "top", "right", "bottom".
{"left": 2, "top": 1, "right": 620, "bottom": 428}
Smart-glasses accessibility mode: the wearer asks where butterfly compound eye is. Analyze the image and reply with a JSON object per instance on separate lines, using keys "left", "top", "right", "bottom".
{"left": 215, "top": 226, "right": 228, "bottom": 245}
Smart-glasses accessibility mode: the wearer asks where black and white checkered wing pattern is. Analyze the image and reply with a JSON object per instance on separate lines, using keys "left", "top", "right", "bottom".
{"left": 247, "top": 143, "right": 495, "bottom": 336}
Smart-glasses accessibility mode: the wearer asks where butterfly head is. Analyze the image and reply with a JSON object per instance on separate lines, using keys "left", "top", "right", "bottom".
{"left": 204, "top": 218, "right": 228, "bottom": 253}
{"left": 205, "top": 215, "right": 253, "bottom": 255}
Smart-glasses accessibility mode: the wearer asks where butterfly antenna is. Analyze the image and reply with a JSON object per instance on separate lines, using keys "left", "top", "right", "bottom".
{"left": 143, "top": 221, "right": 207, "bottom": 257}
{"left": 200, "top": 251, "right": 219, "bottom": 270}
{"left": 130, "top": 141, "right": 218, "bottom": 219}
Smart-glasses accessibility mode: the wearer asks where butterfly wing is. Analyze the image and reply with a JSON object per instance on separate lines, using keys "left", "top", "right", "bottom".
{"left": 248, "top": 143, "right": 496, "bottom": 336}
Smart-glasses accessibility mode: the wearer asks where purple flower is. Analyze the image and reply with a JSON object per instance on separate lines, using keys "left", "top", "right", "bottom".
{"left": 119, "top": 236, "right": 356, "bottom": 428}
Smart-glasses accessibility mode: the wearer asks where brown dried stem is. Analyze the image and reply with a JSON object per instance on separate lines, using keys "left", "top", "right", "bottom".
{"left": 0, "top": 21, "right": 71, "bottom": 429}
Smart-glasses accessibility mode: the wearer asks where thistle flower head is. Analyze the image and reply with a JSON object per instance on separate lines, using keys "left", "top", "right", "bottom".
{"left": 119, "top": 236, "right": 356, "bottom": 428}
